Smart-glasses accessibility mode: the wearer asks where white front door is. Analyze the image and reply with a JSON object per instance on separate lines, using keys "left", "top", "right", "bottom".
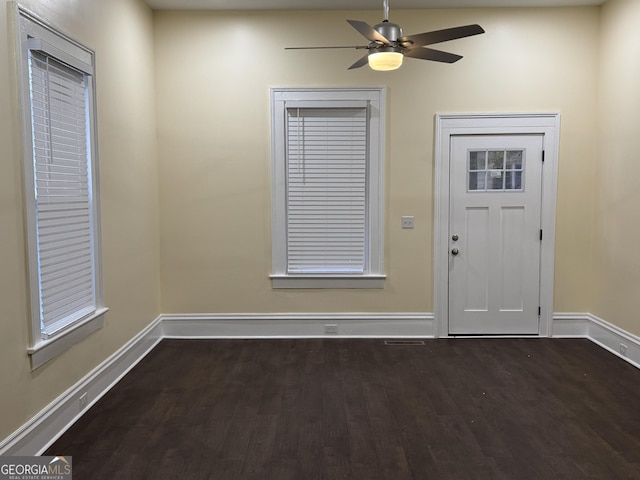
{"left": 448, "top": 134, "right": 544, "bottom": 335}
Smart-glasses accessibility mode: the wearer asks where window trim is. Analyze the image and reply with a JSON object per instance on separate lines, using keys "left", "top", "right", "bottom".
{"left": 16, "top": 6, "right": 106, "bottom": 369}
{"left": 270, "top": 87, "right": 386, "bottom": 289}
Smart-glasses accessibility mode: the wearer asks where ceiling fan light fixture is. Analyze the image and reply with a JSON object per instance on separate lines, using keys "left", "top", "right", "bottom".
{"left": 368, "top": 50, "right": 403, "bottom": 71}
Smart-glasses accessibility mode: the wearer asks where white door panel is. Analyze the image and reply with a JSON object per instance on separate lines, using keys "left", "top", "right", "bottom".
{"left": 449, "top": 134, "right": 543, "bottom": 334}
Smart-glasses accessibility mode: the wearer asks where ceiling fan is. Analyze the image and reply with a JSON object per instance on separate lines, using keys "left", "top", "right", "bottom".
{"left": 286, "top": 0, "right": 485, "bottom": 71}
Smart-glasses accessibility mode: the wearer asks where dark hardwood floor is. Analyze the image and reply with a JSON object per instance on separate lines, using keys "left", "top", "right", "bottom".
{"left": 46, "top": 338, "right": 640, "bottom": 479}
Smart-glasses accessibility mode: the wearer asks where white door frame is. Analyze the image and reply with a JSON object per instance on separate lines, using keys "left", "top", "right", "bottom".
{"left": 434, "top": 113, "right": 561, "bottom": 338}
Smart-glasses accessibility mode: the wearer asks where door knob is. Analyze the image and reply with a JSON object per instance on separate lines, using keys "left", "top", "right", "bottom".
{"left": 451, "top": 248, "right": 460, "bottom": 256}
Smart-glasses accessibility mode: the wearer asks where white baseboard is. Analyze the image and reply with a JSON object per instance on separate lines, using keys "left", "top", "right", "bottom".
{"left": 551, "top": 312, "right": 591, "bottom": 337}
{"left": 0, "top": 316, "right": 164, "bottom": 456}
{"left": 161, "top": 312, "right": 436, "bottom": 338}
{"left": 3, "top": 311, "right": 639, "bottom": 456}
{"left": 553, "top": 312, "right": 640, "bottom": 368}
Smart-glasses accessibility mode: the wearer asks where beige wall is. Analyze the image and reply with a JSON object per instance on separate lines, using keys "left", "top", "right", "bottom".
{"left": 0, "top": 0, "right": 161, "bottom": 441}
{"left": 154, "top": 7, "right": 599, "bottom": 314}
{"left": 595, "top": 0, "right": 640, "bottom": 335}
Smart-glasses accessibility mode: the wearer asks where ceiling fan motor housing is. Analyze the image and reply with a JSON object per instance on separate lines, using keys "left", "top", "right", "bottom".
{"left": 374, "top": 20, "right": 402, "bottom": 43}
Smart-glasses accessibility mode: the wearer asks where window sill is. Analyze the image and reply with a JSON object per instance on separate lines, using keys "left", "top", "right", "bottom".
{"left": 270, "top": 275, "right": 386, "bottom": 289}
{"left": 28, "top": 307, "right": 108, "bottom": 370}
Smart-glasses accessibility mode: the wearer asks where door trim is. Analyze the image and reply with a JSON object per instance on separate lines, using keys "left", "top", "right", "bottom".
{"left": 434, "top": 113, "right": 561, "bottom": 338}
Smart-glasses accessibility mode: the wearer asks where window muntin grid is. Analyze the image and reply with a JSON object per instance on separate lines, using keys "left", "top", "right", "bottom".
{"left": 468, "top": 149, "right": 524, "bottom": 192}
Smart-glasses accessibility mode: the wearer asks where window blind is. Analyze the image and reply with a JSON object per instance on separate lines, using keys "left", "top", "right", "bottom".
{"left": 28, "top": 50, "right": 96, "bottom": 336}
{"left": 285, "top": 107, "right": 368, "bottom": 274}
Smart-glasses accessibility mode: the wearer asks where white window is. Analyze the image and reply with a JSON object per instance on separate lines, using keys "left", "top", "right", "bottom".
{"left": 270, "top": 87, "right": 386, "bottom": 288}
{"left": 17, "top": 8, "right": 106, "bottom": 368}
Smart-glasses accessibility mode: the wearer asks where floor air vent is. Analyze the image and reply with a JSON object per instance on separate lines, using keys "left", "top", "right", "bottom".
{"left": 384, "top": 340, "right": 426, "bottom": 346}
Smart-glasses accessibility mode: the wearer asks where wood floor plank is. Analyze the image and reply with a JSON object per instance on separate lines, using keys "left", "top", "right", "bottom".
{"left": 271, "top": 410, "right": 300, "bottom": 461}
{"left": 294, "top": 414, "right": 324, "bottom": 480}
{"left": 266, "top": 459, "right": 297, "bottom": 480}
{"left": 239, "top": 414, "right": 278, "bottom": 480}
{"left": 45, "top": 338, "right": 640, "bottom": 479}
{"left": 373, "top": 444, "right": 413, "bottom": 480}
{"left": 346, "top": 419, "right": 379, "bottom": 467}
{"left": 322, "top": 380, "right": 350, "bottom": 451}
{"left": 324, "top": 446, "right": 354, "bottom": 480}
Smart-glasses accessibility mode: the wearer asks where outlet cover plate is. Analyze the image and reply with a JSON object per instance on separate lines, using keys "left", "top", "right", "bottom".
{"left": 401, "top": 216, "right": 414, "bottom": 229}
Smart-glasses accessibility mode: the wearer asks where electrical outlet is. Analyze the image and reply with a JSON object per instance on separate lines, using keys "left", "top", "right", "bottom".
{"left": 79, "top": 392, "right": 88, "bottom": 409}
{"left": 401, "top": 216, "right": 414, "bottom": 229}
{"left": 619, "top": 343, "right": 628, "bottom": 356}
{"left": 325, "top": 324, "right": 338, "bottom": 334}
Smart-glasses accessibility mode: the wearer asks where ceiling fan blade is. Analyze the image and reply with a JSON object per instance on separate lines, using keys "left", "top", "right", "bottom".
{"left": 348, "top": 54, "right": 369, "bottom": 70}
{"left": 399, "top": 24, "right": 485, "bottom": 47}
{"left": 285, "top": 45, "right": 368, "bottom": 50}
{"left": 347, "top": 19, "right": 390, "bottom": 44}
{"left": 403, "top": 47, "right": 463, "bottom": 63}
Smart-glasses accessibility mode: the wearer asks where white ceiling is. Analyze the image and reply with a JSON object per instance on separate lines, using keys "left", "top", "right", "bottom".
{"left": 144, "top": 0, "right": 605, "bottom": 10}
